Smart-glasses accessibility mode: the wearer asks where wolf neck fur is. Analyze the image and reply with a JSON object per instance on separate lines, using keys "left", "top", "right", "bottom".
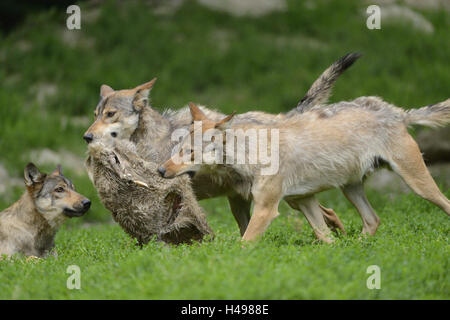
{"left": 131, "top": 105, "right": 191, "bottom": 163}
{"left": 132, "top": 106, "right": 170, "bottom": 142}
{"left": 6, "top": 192, "right": 57, "bottom": 237}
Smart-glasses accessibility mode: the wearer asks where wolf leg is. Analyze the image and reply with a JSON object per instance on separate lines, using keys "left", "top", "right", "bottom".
{"left": 390, "top": 133, "right": 450, "bottom": 215}
{"left": 341, "top": 183, "right": 380, "bottom": 235}
{"left": 242, "top": 178, "right": 282, "bottom": 242}
{"left": 227, "top": 194, "right": 251, "bottom": 236}
{"left": 318, "top": 204, "right": 346, "bottom": 235}
{"left": 286, "top": 196, "right": 335, "bottom": 243}
{"left": 242, "top": 201, "right": 280, "bottom": 242}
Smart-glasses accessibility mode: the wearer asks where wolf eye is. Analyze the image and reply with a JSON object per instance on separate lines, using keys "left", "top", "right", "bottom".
{"left": 55, "top": 187, "right": 64, "bottom": 193}
{"left": 106, "top": 111, "right": 116, "bottom": 118}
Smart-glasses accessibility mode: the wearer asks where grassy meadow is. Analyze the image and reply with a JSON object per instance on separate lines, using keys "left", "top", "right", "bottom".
{"left": 0, "top": 0, "right": 448, "bottom": 299}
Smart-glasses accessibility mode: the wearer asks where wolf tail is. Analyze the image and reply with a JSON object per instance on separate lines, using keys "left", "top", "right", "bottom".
{"left": 294, "top": 52, "right": 362, "bottom": 113}
{"left": 405, "top": 99, "right": 450, "bottom": 128}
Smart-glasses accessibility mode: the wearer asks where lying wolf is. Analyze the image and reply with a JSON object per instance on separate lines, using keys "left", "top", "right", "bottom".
{"left": 83, "top": 53, "right": 360, "bottom": 236}
{"left": 85, "top": 141, "right": 213, "bottom": 245}
{"left": 0, "top": 164, "right": 90, "bottom": 258}
{"left": 160, "top": 99, "right": 450, "bottom": 243}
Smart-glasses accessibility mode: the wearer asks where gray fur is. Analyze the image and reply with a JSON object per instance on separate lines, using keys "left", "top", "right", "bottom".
{"left": 85, "top": 141, "right": 213, "bottom": 245}
{"left": 85, "top": 53, "right": 355, "bottom": 235}
{"left": 405, "top": 99, "right": 450, "bottom": 127}
{"left": 248, "top": 96, "right": 449, "bottom": 193}
{"left": 0, "top": 164, "right": 89, "bottom": 258}
{"left": 166, "top": 96, "right": 450, "bottom": 241}
{"left": 289, "top": 52, "right": 362, "bottom": 115}
{"left": 0, "top": 193, "right": 56, "bottom": 258}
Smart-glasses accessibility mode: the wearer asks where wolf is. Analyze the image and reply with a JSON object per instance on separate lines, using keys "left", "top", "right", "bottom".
{"left": 0, "top": 163, "right": 90, "bottom": 258}
{"left": 85, "top": 140, "right": 213, "bottom": 245}
{"left": 159, "top": 98, "right": 450, "bottom": 243}
{"left": 83, "top": 53, "right": 361, "bottom": 236}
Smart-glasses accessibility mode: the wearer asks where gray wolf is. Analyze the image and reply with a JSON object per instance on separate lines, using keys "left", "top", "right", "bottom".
{"left": 159, "top": 98, "right": 450, "bottom": 243}
{"left": 0, "top": 163, "right": 90, "bottom": 258}
{"left": 85, "top": 140, "right": 213, "bottom": 245}
{"left": 83, "top": 53, "right": 360, "bottom": 237}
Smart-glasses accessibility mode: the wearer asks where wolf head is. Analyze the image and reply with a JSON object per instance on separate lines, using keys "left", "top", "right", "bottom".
{"left": 158, "top": 102, "right": 235, "bottom": 178}
{"left": 83, "top": 78, "right": 157, "bottom": 148}
{"left": 24, "top": 163, "right": 90, "bottom": 227}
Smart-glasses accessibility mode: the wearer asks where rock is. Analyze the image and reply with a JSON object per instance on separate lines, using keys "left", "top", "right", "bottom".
{"left": 0, "top": 163, "right": 23, "bottom": 201}
{"left": 31, "top": 83, "right": 58, "bottom": 106}
{"left": 366, "top": 164, "right": 450, "bottom": 193}
{"left": 366, "top": 168, "right": 410, "bottom": 194}
{"left": 381, "top": 5, "right": 434, "bottom": 34}
{"left": 197, "top": 0, "right": 287, "bottom": 17}
{"left": 416, "top": 127, "right": 450, "bottom": 164}
{"left": 25, "top": 149, "right": 86, "bottom": 175}
{"left": 369, "top": 0, "right": 450, "bottom": 12}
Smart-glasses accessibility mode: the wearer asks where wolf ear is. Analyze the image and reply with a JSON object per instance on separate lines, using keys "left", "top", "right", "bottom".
{"left": 50, "top": 164, "right": 63, "bottom": 177}
{"left": 24, "top": 163, "right": 45, "bottom": 186}
{"left": 132, "top": 78, "right": 157, "bottom": 111}
{"left": 215, "top": 111, "right": 236, "bottom": 130}
{"left": 189, "top": 102, "right": 207, "bottom": 121}
{"left": 100, "top": 84, "right": 114, "bottom": 98}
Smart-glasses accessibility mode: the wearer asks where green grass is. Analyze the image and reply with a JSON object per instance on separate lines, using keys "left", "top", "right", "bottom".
{"left": 0, "top": 0, "right": 449, "bottom": 299}
{"left": 1, "top": 189, "right": 449, "bottom": 299}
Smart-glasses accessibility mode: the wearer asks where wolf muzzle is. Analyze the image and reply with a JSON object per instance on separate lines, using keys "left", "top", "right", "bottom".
{"left": 83, "top": 133, "right": 94, "bottom": 144}
{"left": 63, "top": 199, "right": 91, "bottom": 217}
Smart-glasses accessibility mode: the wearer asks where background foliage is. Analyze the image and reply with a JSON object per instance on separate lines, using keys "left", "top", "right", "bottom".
{"left": 0, "top": 0, "right": 448, "bottom": 299}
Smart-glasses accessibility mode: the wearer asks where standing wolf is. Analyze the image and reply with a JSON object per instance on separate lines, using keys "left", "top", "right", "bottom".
{"left": 159, "top": 98, "right": 450, "bottom": 242}
{"left": 83, "top": 53, "right": 360, "bottom": 237}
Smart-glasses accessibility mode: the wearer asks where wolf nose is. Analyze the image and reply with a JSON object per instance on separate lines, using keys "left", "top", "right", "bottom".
{"left": 82, "top": 199, "right": 91, "bottom": 210}
{"left": 158, "top": 167, "right": 166, "bottom": 177}
{"left": 83, "top": 133, "right": 94, "bottom": 144}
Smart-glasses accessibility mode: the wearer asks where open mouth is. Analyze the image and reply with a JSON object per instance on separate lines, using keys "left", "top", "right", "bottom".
{"left": 162, "top": 170, "right": 195, "bottom": 179}
{"left": 186, "top": 171, "right": 196, "bottom": 179}
{"left": 63, "top": 207, "right": 88, "bottom": 218}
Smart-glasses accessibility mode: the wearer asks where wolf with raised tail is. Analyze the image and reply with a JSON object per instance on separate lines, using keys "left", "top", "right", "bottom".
{"left": 84, "top": 53, "right": 361, "bottom": 237}
{"left": 159, "top": 97, "right": 450, "bottom": 243}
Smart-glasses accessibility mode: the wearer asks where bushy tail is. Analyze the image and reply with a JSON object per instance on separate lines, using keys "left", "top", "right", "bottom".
{"left": 295, "top": 52, "right": 362, "bottom": 113}
{"left": 405, "top": 99, "right": 450, "bottom": 128}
